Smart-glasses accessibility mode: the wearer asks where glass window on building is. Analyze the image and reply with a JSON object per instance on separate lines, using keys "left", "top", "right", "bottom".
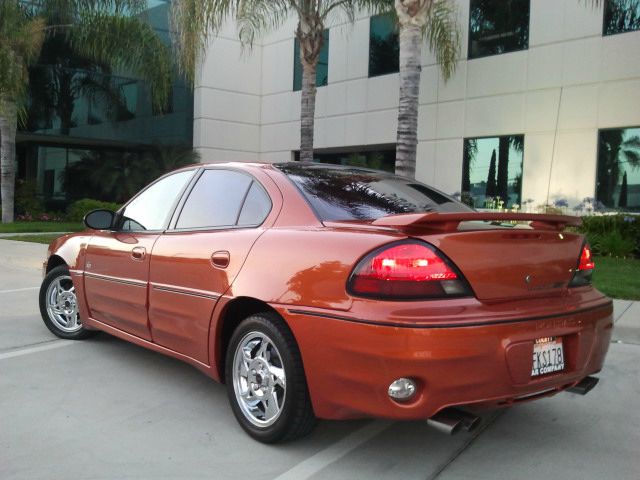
{"left": 17, "top": 0, "right": 194, "bottom": 211}
{"left": 596, "top": 127, "right": 640, "bottom": 211}
{"left": 33, "top": 147, "right": 90, "bottom": 210}
{"left": 293, "top": 30, "right": 330, "bottom": 91}
{"left": 294, "top": 146, "right": 396, "bottom": 173}
{"left": 604, "top": 0, "right": 640, "bottom": 35}
{"left": 469, "top": 0, "right": 530, "bottom": 59}
{"left": 369, "top": 14, "right": 399, "bottom": 77}
{"left": 462, "top": 135, "right": 524, "bottom": 208}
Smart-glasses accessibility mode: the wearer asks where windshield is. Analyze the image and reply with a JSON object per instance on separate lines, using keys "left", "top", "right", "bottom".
{"left": 276, "top": 163, "right": 473, "bottom": 221}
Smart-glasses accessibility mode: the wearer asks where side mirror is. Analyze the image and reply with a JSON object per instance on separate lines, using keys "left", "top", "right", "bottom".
{"left": 84, "top": 209, "right": 116, "bottom": 230}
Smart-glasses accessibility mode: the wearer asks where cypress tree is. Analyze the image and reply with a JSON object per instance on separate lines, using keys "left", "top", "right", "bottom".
{"left": 486, "top": 149, "right": 497, "bottom": 198}
{"left": 497, "top": 137, "right": 510, "bottom": 203}
{"left": 619, "top": 171, "right": 628, "bottom": 208}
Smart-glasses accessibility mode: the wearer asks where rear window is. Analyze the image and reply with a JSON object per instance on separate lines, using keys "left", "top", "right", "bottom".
{"left": 276, "top": 163, "right": 473, "bottom": 221}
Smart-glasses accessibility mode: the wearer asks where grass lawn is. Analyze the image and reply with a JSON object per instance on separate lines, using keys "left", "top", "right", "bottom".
{"left": 0, "top": 234, "right": 64, "bottom": 245}
{"left": 592, "top": 256, "right": 640, "bottom": 301}
{"left": 0, "top": 221, "right": 83, "bottom": 233}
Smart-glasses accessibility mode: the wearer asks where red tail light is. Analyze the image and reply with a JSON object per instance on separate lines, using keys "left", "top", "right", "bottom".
{"left": 578, "top": 244, "right": 595, "bottom": 270}
{"left": 569, "top": 243, "right": 594, "bottom": 287}
{"left": 348, "top": 241, "right": 471, "bottom": 299}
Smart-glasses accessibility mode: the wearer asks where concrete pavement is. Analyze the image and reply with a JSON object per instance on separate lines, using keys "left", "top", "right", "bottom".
{"left": 1, "top": 239, "right": 639, "bottom": 479}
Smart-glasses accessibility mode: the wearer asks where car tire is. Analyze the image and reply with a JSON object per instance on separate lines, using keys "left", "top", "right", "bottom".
{"left": 39, "top": 265, "right": 95, "bottom": 340}
{"left": 225, "top": 312, "right": 316, "bottom": 443}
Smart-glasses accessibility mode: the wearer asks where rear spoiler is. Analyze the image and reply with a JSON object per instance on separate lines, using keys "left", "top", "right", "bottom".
{"left": 370, "top": 212, "right": 582, "bottom": 233}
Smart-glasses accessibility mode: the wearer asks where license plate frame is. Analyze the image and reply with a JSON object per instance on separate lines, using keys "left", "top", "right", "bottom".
{"left": 531, "top": 336, "right": 565, "bottom": 377}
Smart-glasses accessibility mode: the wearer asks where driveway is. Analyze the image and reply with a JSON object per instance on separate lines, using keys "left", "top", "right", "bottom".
{"left": 1, "top": 239, "right": 638, "bottom": 480}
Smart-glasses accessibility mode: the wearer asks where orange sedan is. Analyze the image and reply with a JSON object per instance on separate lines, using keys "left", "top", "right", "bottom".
{"left": 39, "top": 162, "right": 612, "bottom": 443}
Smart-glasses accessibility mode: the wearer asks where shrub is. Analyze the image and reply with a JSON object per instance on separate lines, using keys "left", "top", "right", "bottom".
{"left": 15, "top": 180, "right": 44, "bottom": 217}
{"left": 577, "top": 214, "right": 640, "bottom": 258}
{"left": 67, "top": 199, "right": 120, "bottom": 222}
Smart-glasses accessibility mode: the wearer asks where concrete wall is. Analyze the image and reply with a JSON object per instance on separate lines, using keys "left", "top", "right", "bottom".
{"left": 195, "top": 0, "right": 640, "bottom": 207}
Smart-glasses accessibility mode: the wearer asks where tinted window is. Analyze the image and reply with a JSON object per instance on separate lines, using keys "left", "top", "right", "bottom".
{"left": 176, "top": 169, "right": 253, "bottom": 229}
{"left": 462, "top": 135, "right": 524, "bottom": 209}
{"left": 596, "top": 127, "right": 640, "bottom": 211}
{"left": 293, "top": 147, "right": 396, "bottom": 172}
{"left": 469, "top": 0, "right": 530, "bottom": 59}
{"left": 604, "top": 0, "right": 640, "bottom": 35}
{"left": 369, "top": 14, "right": 399, "bottom": 77}
{"left": 121, "top": 170, "right": 193, "bottom": 231}
{"left": 238, "top": 182, "right": 272, "bottom": 226}
{"left": 277, "top": 164, "right": 472, "bottom": 221}
{"left": 293, "top": 30, "right": 329, "bottom": 91}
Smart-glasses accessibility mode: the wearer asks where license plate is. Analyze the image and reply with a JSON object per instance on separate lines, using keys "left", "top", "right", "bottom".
{"left": 531, "top": 337, "right": 564, "bottom": 377}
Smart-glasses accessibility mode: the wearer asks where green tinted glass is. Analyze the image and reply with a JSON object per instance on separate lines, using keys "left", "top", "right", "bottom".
{"left": 293, "top": 30, "right": 330, "bottom": 91}
{"left": 462, "top": 135, "right": 524, "bottom": 209}
{"left": 597, "top": 127, "right": 640, "bottom": 211}
{"left": 369, "top": 14, "right": 399, "bottom": 77}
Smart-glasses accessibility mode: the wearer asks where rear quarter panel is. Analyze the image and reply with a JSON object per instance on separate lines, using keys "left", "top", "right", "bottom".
{"left": 228, "top": 227, "right": 405, "bottom": 310}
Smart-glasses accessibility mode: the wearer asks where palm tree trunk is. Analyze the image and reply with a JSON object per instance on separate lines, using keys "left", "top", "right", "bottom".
{"left": 0, "top": 99, "right": 18, "bottom": 224}
{"left": 299, "top": 60, "right": 317, "bottom": 163}
{"left": 396, "top": 24, "right": 422, "bottom": 178}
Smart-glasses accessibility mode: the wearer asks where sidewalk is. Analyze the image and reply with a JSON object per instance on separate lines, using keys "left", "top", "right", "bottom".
{"left": 0, "top": 232, "right": 68, "bottom": 238}
{"left": 612, "top": 299, "right": 640, "bottom": 344}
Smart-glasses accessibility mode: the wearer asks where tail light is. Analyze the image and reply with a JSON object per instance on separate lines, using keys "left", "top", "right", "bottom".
{"left": 347, "top": 241, "right": 471, "bottom": 299}
{"left": 569, "top": 243, "right": 594, "bottom": 287}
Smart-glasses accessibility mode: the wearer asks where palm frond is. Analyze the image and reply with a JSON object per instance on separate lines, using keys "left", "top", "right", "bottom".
{"left": 320, "top": 0, "right": 356, "bottom": 25}
{"left": 237, "top": 0, "right": 290, "bottom": 47}
{"left": 69, "top": 12, "right": 172, "bottom": 110}
{"left": 623, "top": 135, "right": 640, "bottom": 149}
{"left": 170, "top": 0, "right": 239, "bottom": 84}
{"left": 424, "top": 0, "right": 460, "bottom": 81}
{"left": 622, "top": 149, "right": 640, "bottom": 168}
{"left": 0, "top": 2, "right": 45, "bottom": 108}
{"left": 354, "top": 0, "right": 394, "bottom": 16}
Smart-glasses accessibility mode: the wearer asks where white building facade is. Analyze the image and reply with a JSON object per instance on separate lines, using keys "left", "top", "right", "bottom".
{"left": 194, "top": 0, "right": 640, "bottom": 211}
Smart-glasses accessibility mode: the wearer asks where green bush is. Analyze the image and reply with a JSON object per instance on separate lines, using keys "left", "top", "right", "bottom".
{"left": 67, "top": 199, "right": 120, "bottom": 222}
{"left": 15, "top": 180, "right": 44, "bottom": 216}
{"left": 577, "top": 214, "right": 640, "bottom": 258}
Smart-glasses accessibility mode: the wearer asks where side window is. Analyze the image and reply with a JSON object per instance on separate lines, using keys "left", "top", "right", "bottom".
{"left": 121, "top": 170, "right": 193, "bottom": 231}
{"left": 176, "top": 169, "right": 265, "bottom": 229}
{"left": 238, "top": 182, "right": 272, "bottom": 226}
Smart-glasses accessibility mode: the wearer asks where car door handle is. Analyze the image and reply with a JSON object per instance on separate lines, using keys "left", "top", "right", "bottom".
{"left": 211, "top": 250, "right": 230, "bottom": 269}
{"left": 131, "top": 246, "right": 146, "bottom": 261}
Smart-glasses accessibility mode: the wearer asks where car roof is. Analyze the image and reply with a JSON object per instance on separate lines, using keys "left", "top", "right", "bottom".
{"left": 184, "top": 161, "right": 397, "bottom": 178}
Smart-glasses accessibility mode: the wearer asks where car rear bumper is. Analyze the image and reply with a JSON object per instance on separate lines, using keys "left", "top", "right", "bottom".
{"left": 277, "top": 301, "right": 613, "bottom": 420}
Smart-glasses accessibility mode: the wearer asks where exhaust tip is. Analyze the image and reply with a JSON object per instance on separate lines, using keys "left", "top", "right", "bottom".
{"left": 427, "top": 408, "right": 481, "bottom": 435}
{"left": 566, "top": 376, "right": 599, "bottom": 395}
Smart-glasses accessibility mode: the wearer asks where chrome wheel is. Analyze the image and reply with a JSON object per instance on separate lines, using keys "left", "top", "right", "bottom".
{"left": 232, "top": 331, "right": 287, "bottom": 428}
{"left": 45, "top": 275, "right": 81, "bottom": 333}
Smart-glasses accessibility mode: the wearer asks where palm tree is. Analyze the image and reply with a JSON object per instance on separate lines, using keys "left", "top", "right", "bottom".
{"left": 0, "top": 0, "right": 172, "bottom": 223}
{"left": 365, "top": 1, "right": 460, "bottom": 178}
{"left": 597, "top": 130, "right": 640, "bottom": 207}
{"left": 0, "top": 2, "right": 44, "bottom": 224}
{"left": 171, "top": 1, "right": 365, "bottom": 164}
{"left": 26, "top": 32, "right": 137, "bottom": 136}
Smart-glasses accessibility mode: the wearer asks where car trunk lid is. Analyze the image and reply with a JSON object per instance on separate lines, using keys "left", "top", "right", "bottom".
{"left": 327, "top": 212, "right": 584, "bottom": 302}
